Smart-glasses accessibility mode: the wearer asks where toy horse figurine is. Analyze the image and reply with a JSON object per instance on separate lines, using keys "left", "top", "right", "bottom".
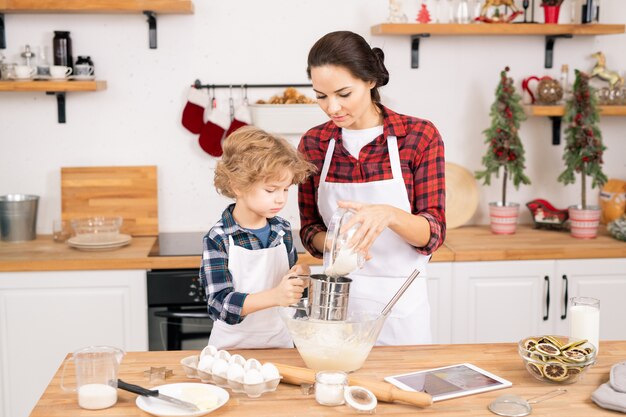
{"left": 477, "top": 0, "right": 522, "bottom": 22}
{"left": 590, "top": 51, "right": 624, "bottom": 90}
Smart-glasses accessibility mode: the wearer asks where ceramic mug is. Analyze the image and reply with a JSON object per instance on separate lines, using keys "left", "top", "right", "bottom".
{"left": 74, "top": 64, "right": 94, "bottom": 78}
{"left": 50, "top": 65, "right": 73, "bottom": 79}
{"left": 14, "top": 65, "right": 36, "bottom": 80}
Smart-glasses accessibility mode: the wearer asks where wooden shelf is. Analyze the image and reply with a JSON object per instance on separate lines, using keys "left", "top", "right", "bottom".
{"left": 0, "top": 0, "right": 193, "bottom": 14}
{"left": 525, "top": 104, "right": 626, "bottom": 117}
{"left": 0, "top": 80, "right": 107, "bottom": 123}
{"left": 524, "top": 105, "right": 626, "bottom": 145}
{"left": 0, "top": 80, "right": 107, "bottom": 92}
{"left": 371, "top": 23, "right": 625, "bottom": 36}
{"left": 371, "top": 23, "right": 625, "bottom": 69}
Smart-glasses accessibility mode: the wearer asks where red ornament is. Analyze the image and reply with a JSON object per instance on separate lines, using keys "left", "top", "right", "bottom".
{"left": 416, "top": 3, "right": 431, "bottom": 23}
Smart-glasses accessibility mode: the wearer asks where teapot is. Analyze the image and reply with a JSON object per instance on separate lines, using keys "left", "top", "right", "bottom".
{"left": 522, "top": 76, "right": 563, "bottom": 105}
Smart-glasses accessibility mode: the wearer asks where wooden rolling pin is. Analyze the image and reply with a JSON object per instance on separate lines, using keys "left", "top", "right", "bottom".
{"left": 274, "top": 363, "right": 433, "bottom": 408}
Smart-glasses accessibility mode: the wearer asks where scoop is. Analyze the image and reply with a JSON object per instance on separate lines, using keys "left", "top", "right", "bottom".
{"left": 488, "top": 388, "right": 567, "bottom": 417}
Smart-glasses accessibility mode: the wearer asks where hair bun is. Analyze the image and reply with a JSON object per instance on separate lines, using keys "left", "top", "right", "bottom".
{"left": 371, "top": 47, "right": 389, "bottom": 87}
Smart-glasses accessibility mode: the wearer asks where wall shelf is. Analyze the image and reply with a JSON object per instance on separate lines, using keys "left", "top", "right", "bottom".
{"left": 524, "top": 104, "right": 626, "bottom": 145}
{"left": 0, "top": 0, "right": 194, "bottom": 49}
{"left": 371, "top": 23, "right": 626, "bottom": 68}
{"left": 0, "top": 80, "right": 107, "bottom": 123}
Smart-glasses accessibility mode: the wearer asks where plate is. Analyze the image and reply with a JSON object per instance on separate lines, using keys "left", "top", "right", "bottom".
{"left": 67, "top": 234, "right": 132, "bottom": 251}
{"left": 445, "top": 162, "right": 479, "bottom": 229}
{"left": 135, "top": 383, "right": 229, "bottom": 417}
{"left": 69, "top": 75, "right": 96, "bottom": 81}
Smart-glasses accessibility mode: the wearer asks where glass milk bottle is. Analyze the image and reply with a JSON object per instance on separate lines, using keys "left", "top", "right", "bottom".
{"left": 569, "top": 297, "right": 600, "bottom": 354}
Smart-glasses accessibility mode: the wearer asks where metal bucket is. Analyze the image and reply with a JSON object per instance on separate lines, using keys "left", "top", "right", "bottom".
{"left": 307, "top": 274, "right": 352, "bottom": 321}
{"left": 0, "top": 194, "right": 39, "bottom": 242}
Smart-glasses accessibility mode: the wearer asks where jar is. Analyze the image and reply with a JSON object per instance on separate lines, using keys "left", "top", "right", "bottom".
{"left": 53, "top": 31, "right": 73, "bottom": 70}
{"left": 75, "top": 55, "right": 94, "bottom": 67}
{"left": 315, "top": 371, "right": 347, "bottom": 406}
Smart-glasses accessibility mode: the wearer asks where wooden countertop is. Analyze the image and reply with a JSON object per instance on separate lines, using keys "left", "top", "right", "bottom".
{"left": 30, "top": 341, "right": 626, "bottom": 416}
{"left": 0, "top": 226, "right": 623, "bottom": 272}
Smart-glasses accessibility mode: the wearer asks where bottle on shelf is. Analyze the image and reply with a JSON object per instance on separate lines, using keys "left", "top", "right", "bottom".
{"left": 581, "top": 0, "right": 593, "bottom": 23}
{"left": 560, "top": 64, "right": 570, "bottom": 101}
{"left": 456, "top": 0, "right": 470, "bottom": 23}
{"left": 53, "top": 31, "right": 74, "bottom": 70}
{"left": 36, "top": 46, "right": 51, "bottom": 76}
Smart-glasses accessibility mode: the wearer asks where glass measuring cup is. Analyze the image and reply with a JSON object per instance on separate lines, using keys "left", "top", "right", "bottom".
{"left": 488, "top": 388, "right": 567, "bottom": 417}
{"left": 323, "top": 208, "right": 365, "bottom": 277}
{"left": 60, "top": 345, "right": 125, "bottom": 410}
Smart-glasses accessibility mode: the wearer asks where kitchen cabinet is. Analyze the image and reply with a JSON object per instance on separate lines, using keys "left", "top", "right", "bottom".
{"left": 425, "top": 262, "right": 453, "bottom": 344}
{"left": 451, "top": 258, "right": 626, "bottom": 344}
{"left": 0, "top": 270, "right": 148, "bottom": 417}
{"left": 370, "top": 23, "right": 625, "bottom": 68}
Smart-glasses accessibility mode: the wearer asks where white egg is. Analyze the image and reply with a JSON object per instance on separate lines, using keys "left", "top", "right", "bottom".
{"left": 200, "top": 344, "right": 218, "bottom": 358}
{"left": 244, "top": 358, "right": 261, "bottom": 372}
{"left": 211, "top": 358, "right": 229, "bottom": 377}
{"left": 244, "top": 368, "right": 264, "bottom": 385}
{"left": 227, "top": 363, "right": 245, "bottom": 383}
{"left": 197, "top": 355, "right": 215, "bottom": 372}
{"left": 215, "top": 349, "right": 231, "bottom": 361}
{"left": 228, "top": 354, "right": 246, "bottom": 366}
{"left": 260, "top": 362, "right": 280, "bottom": 381}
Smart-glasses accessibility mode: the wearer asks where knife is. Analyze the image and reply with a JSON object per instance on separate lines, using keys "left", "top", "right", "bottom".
{"left": 117, "top": 379, "right": 200, "bottom": 412}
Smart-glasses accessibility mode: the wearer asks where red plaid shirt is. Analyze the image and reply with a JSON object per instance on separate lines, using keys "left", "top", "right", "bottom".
{"left": 298, "top": 105, "right": 446, "bottom": 258}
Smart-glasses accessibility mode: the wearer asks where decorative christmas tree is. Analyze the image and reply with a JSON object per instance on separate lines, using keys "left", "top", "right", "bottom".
{"left": 476, "top": 67, "right": 531, "bottom": 205}
{"left": 558, "top": 69, "right": 607, "bottom": 209}
{"left": 416, "top": 3, "right": 431, "bottom": 23}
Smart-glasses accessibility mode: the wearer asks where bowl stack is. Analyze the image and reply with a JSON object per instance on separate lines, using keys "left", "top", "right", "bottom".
{"left": 67, "top": 216, "right": 131, "bottom": 250}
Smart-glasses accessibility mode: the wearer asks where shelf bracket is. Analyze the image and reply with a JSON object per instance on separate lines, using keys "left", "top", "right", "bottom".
{"left": 46, "top": 92, "right": 66, "bottom": 123}
{"left": 143, "top": 11, "right": 157, "bottom": 49}
{"left": 549, "top": 116, "right": 562, "bottom": 145}
{"left": 0, "top": 14, "right": 6, "bottom": 49}
{"left": 410, "top": 34, "right": 430, "bottom": 69}
{"left": 544, "top": 34, "right": 572, "bottom": 69}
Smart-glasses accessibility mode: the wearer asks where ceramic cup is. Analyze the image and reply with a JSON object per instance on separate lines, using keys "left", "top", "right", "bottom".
{"left": 50, "top": 65, "right": 73, "bottom": 79}
{"left": 73, "top": 64, "right": 94, "bottom": 78}
{"left": 14, "top": 65, "right": 36, "bottom": 79}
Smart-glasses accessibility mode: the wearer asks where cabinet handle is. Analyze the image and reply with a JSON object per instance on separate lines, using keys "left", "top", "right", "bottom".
{"left": 543, "top": 275, "right": 550, "bottom": 321}
{"left": 561, "top": 274, "right": 569, "bottom": 320}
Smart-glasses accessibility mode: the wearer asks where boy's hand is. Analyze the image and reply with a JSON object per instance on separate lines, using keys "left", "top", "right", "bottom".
{"left": 273, "top": 275, "right": 305, "bottom": 307}
{"left": 289, "top": 264, "right": 310, "bottom": 276}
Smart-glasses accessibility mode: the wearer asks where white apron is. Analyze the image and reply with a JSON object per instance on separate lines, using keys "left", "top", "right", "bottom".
{"left": 208, "top": 232, "right": 293, "bottom": 349}
{"left": 317, "top": 135, "right": 432, "bottom": 346}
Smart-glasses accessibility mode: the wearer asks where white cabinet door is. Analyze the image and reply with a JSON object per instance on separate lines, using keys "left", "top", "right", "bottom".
{"left": 452, "top": 261, "right": 555, "bottom": 344}
{"left": 425, "top": 262, "right": 452, "bottom": 344}
{"left": 553, "top": 258, "right": 626, "bottom": 341}
{"left": 0, "top": 270, "right": 148, "bottom": 417}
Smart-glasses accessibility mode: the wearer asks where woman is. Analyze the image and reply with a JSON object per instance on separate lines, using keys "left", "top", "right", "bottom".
{"left": 298, "top": 31, "right": 446, "bottom": 346}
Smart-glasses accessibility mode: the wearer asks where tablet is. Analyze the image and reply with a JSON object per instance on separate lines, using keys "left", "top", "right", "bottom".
{"left": 384, "top": 363, "right": 512, "bottom": 402}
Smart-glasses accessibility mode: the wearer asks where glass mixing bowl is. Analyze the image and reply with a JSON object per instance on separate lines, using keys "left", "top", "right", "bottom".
{"left": 279, "top": 302, "right": 384, "bottom": 372}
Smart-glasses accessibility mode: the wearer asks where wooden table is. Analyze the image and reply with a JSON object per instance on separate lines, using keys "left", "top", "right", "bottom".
{"left": 30, "top": 342, "right": 626, "bottom": 416}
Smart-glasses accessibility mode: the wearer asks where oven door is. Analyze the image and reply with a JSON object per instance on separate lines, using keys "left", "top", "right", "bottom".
{"left": 147, "top": 269, "right": 213, "bottom": 351}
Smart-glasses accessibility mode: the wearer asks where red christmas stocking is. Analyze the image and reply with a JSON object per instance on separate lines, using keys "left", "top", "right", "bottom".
{"left": 198, "top": 107, "right": 231, "bottom": 157}
{"left": 181, "top": 87, "right": 209, "bottom": 134}
{"left": 224, "top": 103, "right": 252, "bottom": 137}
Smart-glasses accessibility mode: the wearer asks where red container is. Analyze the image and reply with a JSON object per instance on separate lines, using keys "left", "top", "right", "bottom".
{"left": 542, "top": 5, "right": 561, "bottom": 23}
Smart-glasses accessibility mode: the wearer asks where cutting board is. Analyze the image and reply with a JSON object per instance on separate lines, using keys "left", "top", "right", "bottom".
{"left": 61, "top": 166, "right": 158, "bottom": 236}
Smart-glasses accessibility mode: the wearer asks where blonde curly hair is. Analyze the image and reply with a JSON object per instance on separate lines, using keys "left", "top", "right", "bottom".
{"left": 214, "top": 126, "right": 316, "bottom": 199}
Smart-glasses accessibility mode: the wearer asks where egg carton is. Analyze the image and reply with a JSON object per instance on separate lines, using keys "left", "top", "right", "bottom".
{"left": 180, "top": 347, "right": 282, "bottom": 398}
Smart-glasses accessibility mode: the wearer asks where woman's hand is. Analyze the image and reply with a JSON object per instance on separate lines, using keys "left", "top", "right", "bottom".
{"left": 272, "top": 275, "right": 305, "bottom": 307}
{"left": 338, "top": 200, "right": 398, "bottom": 256}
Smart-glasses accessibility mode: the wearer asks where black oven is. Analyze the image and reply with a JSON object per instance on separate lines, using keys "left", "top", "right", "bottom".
{"left": 147, "top": 232, "right": 213, "bottom": 351}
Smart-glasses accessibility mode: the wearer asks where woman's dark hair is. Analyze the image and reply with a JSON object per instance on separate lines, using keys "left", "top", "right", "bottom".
{"left": 306, "top": 31, "right": 389, "bottom": 103}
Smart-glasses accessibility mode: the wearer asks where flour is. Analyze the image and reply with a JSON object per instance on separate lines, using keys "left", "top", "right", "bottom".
{"left": 324, "top": 247, "right": 359, "bottom": 277}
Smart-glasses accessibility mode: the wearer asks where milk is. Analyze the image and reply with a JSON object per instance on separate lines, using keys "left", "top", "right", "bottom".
{"left": 78, "top": 383, "right": 117, "bottom": 410}
{"left": 570, "top": 303, "right": 600, "bottom": 354}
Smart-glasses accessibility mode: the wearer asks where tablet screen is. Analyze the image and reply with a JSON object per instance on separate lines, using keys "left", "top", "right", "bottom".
{"left": 385, "top": 363, "right": 512, "bottom": 401}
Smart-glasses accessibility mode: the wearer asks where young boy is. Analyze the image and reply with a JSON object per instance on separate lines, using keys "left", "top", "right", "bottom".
{"left": 200, "top": 126, "right": 316, "bottom": 349}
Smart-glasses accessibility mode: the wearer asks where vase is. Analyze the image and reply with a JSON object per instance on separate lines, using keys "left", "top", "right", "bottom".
{"left": 569, "top": 205, "right": 601, "bottom": 239}
{"left": 489, "top": 202, "right": 520, "bottom": 235}
{"left": 542, "top": 5, "right": 561, "bottom": 23}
